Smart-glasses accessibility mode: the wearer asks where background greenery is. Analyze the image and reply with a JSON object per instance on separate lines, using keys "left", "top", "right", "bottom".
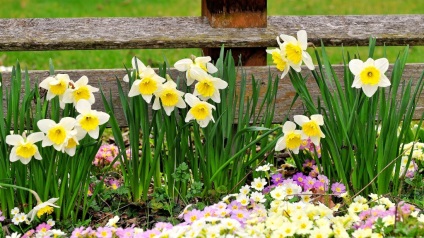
{"left": 1, "top": 0, "right": 423, "bottom": 70}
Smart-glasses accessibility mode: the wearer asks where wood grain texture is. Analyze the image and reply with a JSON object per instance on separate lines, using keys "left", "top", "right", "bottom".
{"left": 0, "top": 15, "right": 423, "bottom": 51}
{"left": 2, "top": 64, "right": 423, "bottom": 126}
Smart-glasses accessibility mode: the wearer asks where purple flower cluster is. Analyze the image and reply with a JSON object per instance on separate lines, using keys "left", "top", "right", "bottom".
{"left": 93, "top": 144, "right": 120, "bottom": 168}
{"left": 299, "top": 138, "right": 322, "bottom": 158}
{"left": 0, "top": 210, "right": 4, "bottom": 222}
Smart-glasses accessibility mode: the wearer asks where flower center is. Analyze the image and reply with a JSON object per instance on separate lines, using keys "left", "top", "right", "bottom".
{"left": 286, "top": 132, "right": 302, "bottom": 149}
{"left": 160, "top": 89, "right": 179, "bottom": 106}
{"left": 302, "top": 121, "right": 320, "bottom": 137}
{"left": 285, "top": 42, "right": 302, "bottom": 64}
{"left": 79, "top": 113, "right": 100, "bottom": 131}
{"left": 190, "top": 215, "right": 197, "bottom": 222}
{"left": 48, "top": 126, "right": 67, "bottom": 145}
{"left": 139, "top": 77, "right": 157, "bottom": 95}
{"left": 50, "top": 80, "right": 68, "bottom": 95}
{"left": 16, "top": 142, "right": 37, "bottom": 159}
{"left": 360, "top": 66, "right": 381, "bottom": 85}
{"left": 196, "top": 79, "right": 215, "bottom": 97}
{"left": 66, "top": 138, "right": 78, "bottom": 149}
{"left": 191, "top": 103, "right": 210, "bottom": 120}
{"left": 37, "top": 205, "right": 54, "bottom": 218}
{"left": 272, "top": 51, "right": 287, "bottom": 71}
{"left": 73, "top": 85, "right": 91, "bottom": 102}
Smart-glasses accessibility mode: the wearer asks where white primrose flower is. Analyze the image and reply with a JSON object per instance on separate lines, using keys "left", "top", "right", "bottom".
{"left": 278, "top": 30, "right": 315, "bottom": 71}
{"left": 250, "top": 191, "right": 266, "bottom": 203}
{"left": 349, "top": 58, "right": 390, "bottom": 97}
{"left": 6, "top": 132, "right": 44, "bottom": 164}
{"left": 193, "top": 71, "right": 228, "bottom": 103}
{"left": 11, "top": 207, "right": 20, "bottom": 216}
{"left": 275, "top": 121, "right": 305, "bottom": 154}
{"left": 256, "top": 163, "right": 273, "bottom": 172}
{"left": 128, "top": 67, "right": 166, "bottom": 103}
{"left": 6, "top": 232, "right": 21, "bottom": 238}
{"left": 152, "top": 80, "right": 186, "bottom": 116}
{"left": 294, "top": 114, "right": 325, "bottom": 146}
{"left": 251, "top": 177, "right": 267, "bottom": 191}
{"left": 39, "top": 74, "right": 71, "bottom": 108}
{"left": 123, "top": 56, "right": 147, "bottom": 82}
{"left": 266, "top": 47, "right": 290, "bottom": 79}
{"left": 75, "top": 99, "right": 110, "bottom": 139}
{"left": 62, "top": 76, "right": 99, "bottom": 106}
{"left": 184, "top": 93, "right": 216, "bottom": 128}
{"left": 174, "top": 56, "right": 218, "bottom": 86}
{"left": 47, "top": 218, "right": 55, "bottom": 227}
{"left": 106, "top": 215, "right": 120, "bottom": 227}
{"left": 38, "top": 117, "right": 77, "bottom": 152}
{"left": 27, "top": 198, "right": 59, "bottom": 222}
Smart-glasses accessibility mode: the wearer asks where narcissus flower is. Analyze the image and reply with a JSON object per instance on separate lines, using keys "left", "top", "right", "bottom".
{"left": 38, "top": 117, "right": 77, "bottom": 152}
{"left": 349, "top": 58, "right": 390, "bottom": 97}
{"left": 184, "top": 93, "right": 216, "bottom": 128}
{"left": 174, "top": 56, "right": 218, "bottom": 86}
{"left": 128, "top": 67, "right": 166, "bottom": 103}
{"left": 266, "top": 48, "right": 289, "bottom": 79}
{"left": 6, "top": 132, "right": 44, "bottom": 164}
{"left": 123, "top": 56, "right": 147, "bottom": 82}
{"left": 294, "top": 114, "right": 325, "bottom": 145}
{"left": 152, "top": 80, "right": 186, "bottom": 116}
{"left": 193, "top": 72, "right": 228, "bottom": 103}
{"left": 27, "top": 198, "right": 59, "bottom": 222}
{"left": 62, "top": 76, "right": 99, "bottom": 106}
{"left": 39, "top": 74, "right": 71, "bottom": 108}
{"left": 279, "top": 30, "right": 315, "bottom": 71}
{"left": 76, "top": 99, "right": 110, "bottom": 139}
{"left": 275, "top": 121, "right": 306, "bottom": 154}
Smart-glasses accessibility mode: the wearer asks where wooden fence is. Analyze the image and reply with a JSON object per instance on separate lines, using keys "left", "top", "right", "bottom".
{"left": 1, "top": 0, "right": 424, "bottom": 123}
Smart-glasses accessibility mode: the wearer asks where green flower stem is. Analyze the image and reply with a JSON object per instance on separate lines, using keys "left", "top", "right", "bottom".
{"left": 0, "top": 183, "right": 42, "bottom": 204}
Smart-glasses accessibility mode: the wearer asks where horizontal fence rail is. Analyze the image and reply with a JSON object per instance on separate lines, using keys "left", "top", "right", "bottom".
{"left": 0, "top": 15, "right": 423, "bottom": 51}
{"left": 2, "top": 64, "right": 424, "bottom": 125}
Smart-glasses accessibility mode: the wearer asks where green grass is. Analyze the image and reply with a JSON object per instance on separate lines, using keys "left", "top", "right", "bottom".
{"left": 0, "top": 0, "right": 423, "bottom": 70}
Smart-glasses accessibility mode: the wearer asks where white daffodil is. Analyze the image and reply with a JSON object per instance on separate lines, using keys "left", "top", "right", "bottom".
{"left": 75, "top": 99, "right": 110, "bottom": 139}
{"left": 38, "top": 117, "right": 77, "bottom": 152}
{"left": 174, "top": 56, "right": 218, "bottom": 86}
{"left": 279, "top": 30, "right": 315, "bottom": 71}
{"left": 63, "top": 127, "right": 86, "bottom": 156}
{"left": 184, "top": 93, "right": 216, "bottom": 128}
{"left": 294, "top": 114, "right": 325, "bottom": 146}
{"left": 27, "top": 198, "right": 59, "bottom": 222}
{"left": 275, "top": 121, "right": 305, "bottom": 154}
{"left": 266, "top": 48, "right": 289, "bottom": 79}
{"left": 123, "top": 56, "right": 147, "bottom": 82}
{"left": 62, "top": 76, "right": 99, "bottom": 106}
{"left": 6, "top": 132, "right": 45, "bottom": 164}
{"left": 349, "top": 58, "right": 390, "bottom": 97}
{"left": 128, "top": 67, "right": 166, "bottom": 103}
{"left": 193, "top": 72, "right": 228, "bottom": 103}
{"left": 39, "top": 74, "right": 71, "bottom": 108}
{"left": 152, "top": 80, "right": 186, "bottom": 116}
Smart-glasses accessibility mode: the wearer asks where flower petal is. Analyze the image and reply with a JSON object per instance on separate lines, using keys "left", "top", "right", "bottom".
{"left": 37, "top": 119, "right": 55, "bottom": 133}
{"left": 311, "top": 114, "right": 324, "bottom": 125}
{"left": 297, "top": 30, "right": 308, "bottom": 50}
{"left": 279, "top": 34, "right": 297, "bottom": 43}
{"left": 174, "top": 59, "right": 193, "bottom": 72}
{"left": 378, "top": 75, "right": 391, "bottom": 87}
{"left": 27, "top": 132, "right": 45, "bottom": 143}
{"left": 6, "top": 135, "right": 23, "bottom": 146}
{"left": 282, "top": 121, "right": 296, "bottom": 133}
{"left": 294, "top": 115, "right": 309, "bottom": 126}
{"left": 302, "top": 51, "right": 315, "bottom": 70}
{"left": 375, "top": 58, "right": 389, "bottom": 73}
{"left": 349, "top": 59, "right": 364, "bottom": 75}
{"left": 362, "top": 84, "right": 378, "bottom": 97}
{"left": 275, "top": 136, "right": 287, "bottom": 151}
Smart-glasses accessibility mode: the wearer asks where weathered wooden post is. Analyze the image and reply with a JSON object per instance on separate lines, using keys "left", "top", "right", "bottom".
{"left": 201, "top": 0, "right": 267, "bottom": 66}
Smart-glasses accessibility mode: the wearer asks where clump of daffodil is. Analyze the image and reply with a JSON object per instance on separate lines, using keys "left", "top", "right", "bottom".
{"left": 39, "top": 74, "right": 71, "bottom": 108}
{"left": 193, "top": 71, "right": 228, "bottom": 103}
{"left": 128, "top": 67, "right": 166, "bottom": 103}
{"left": 294, "top": 114, "right": 325, "bottom": 145}
{"left": 62, "top": 75, "right": 99, "bottom": 106}
{"left": 75, "top": 99, "right": 110, "bottom": 139}
{"left": 184, "top": 93, "right": 216, "bottom": 128}
{"left": 123, "top": 56, "right": 147, "bottom": 83}
{"left": 275, "top": 121, "right": 306, "bottom": 154}
{"left": 152, "top": 78, "right": 186, "bottom": 116}
{"left": 6, "top": 132, "right": 45, "bottom": 164}
{"left": 174, "top": 55, "right": 218, "bottom": 86}
{"left": 37, "top": 117, "right": 78, "bottom": 152}
{"left": 349, "top": 58, "right": 391, "bottom": 97}
{"left": 27, "top": 198, "right": 60, "bottom": 222}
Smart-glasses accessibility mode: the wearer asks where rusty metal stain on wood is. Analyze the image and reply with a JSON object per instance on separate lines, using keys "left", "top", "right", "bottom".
{"left": 0, "top": 15, "right": 423, "bottom": 51}
{"left": 2, "top": 64, "right": 424, "bottom": 126}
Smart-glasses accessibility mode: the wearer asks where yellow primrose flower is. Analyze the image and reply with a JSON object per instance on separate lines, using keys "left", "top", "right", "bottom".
{"left": 349, "top": 58, "right": 390, "bottom": 97}
{"left": 76, "top": 99, "right": 110, "bottom": 139}
{"left": 193, "top": 72, "right": 228, "bottom": 103}
{"left": 184, "top": 93, "right": 216, "bottom": 128}
{"left": 27, "top": 198, "right": 59, "bottom": 221}
{"left": 6, "top": 132, "right": 44, "bottom": 164}
{"left": 38, "top": 117, "right": 77, "bottom": 152}
{"left": 278, "top": 30, "right": 315, "bottom": 71}
{"left": 294, "top": 114, "right": 325, "bottom": 146}
{"left": 266, "top": 47, "right": 289, "bottom": 79}
{"left": 174, "top": 56, "right": 218, "bottom": 86}
{"left": 39, "top": 74, "right": 71, "bottom": 108}
{"left": 152, "top": 80, "right": 186, "bottom": 116}
{"left": 128, "top": 67, "right": 166, "bottom": 103}
{"left": 275, "top": 121, "right": 306, "bottom": 154}
{"left": 123, "top": 56, "right": 147, "bottom": 82}
{"left": 62, "top": 76, "right": 99, "bottom": 106}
